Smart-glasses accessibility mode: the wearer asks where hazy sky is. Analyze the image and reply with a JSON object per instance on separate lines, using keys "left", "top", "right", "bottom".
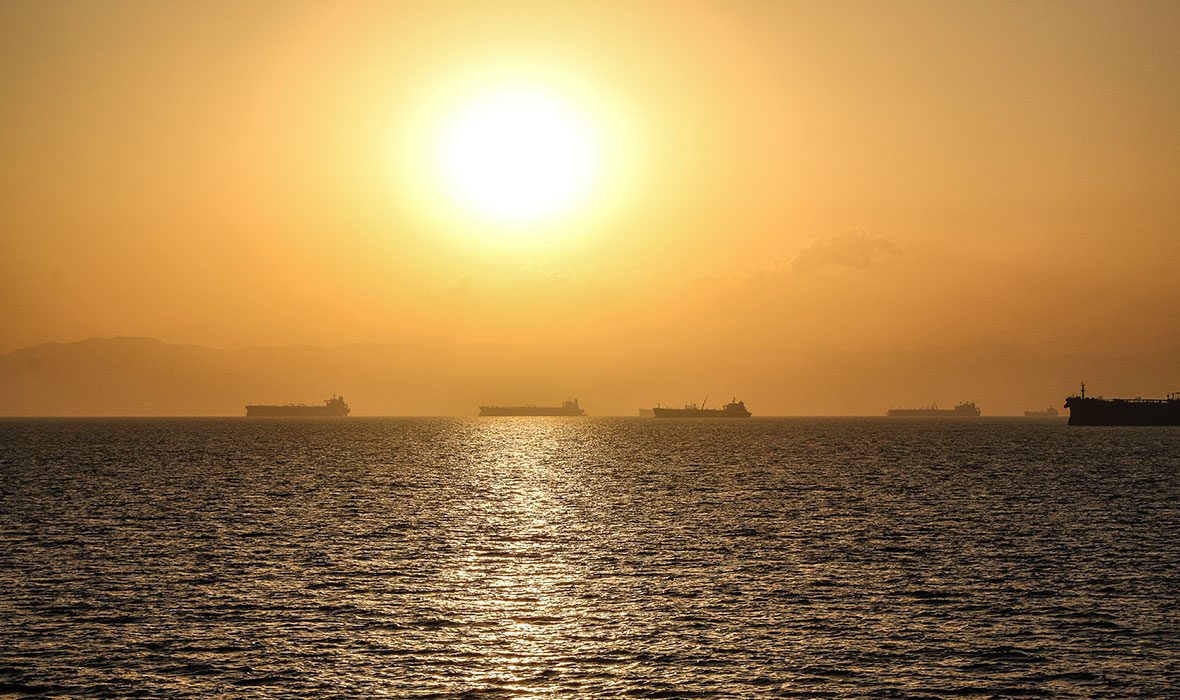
{"left": 4, "top": 0, "right": 1180, "bottom": 358}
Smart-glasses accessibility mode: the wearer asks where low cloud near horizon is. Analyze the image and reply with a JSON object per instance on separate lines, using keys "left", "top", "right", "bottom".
{"left": 791, "top": 230, "right": 903, "bottom": 273}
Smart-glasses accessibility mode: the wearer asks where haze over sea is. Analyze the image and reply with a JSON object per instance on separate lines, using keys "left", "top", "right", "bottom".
{"left": 2, "top": 417, "right": 1177, "bottom": 699}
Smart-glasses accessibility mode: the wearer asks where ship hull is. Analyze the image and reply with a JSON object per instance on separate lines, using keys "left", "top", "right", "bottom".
{"left": 1065, "top": 397, "right": 1180, "bottom": 426}
{"left": 478, "top": 407, "right": 586, "bottom": 416}
{"left": 886, "top": 410, "right": 979, "bottom": 418}
{"left": 651, "top": 407, "right": 751, "bottom": 418}
{"left": 245, "top": 406, "right": 349, "bottom": 417}
{"left": 479, "top": 403, "right": 586, "bottom": 416}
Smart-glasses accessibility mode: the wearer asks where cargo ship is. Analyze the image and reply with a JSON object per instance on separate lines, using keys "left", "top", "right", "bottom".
{"left": 638, "top": 408, "right": 655, "bottom": 417}
{"left": 1064, "top": 383, "right": 1180, "bottom": 426}
{"left": 246, "top": 395, "right": 350, "bottom": 417}
{"left": 886, "top": 402, "right": 981, "bottom": 418}
{"left": 479, "top": 399, "right": 586, "bottom": 416}
{"left": 1024, "top": 407, "right": 1059, "bottom": 418}
{"left": 651, "top": 397, "right": 751, "bottom": 418}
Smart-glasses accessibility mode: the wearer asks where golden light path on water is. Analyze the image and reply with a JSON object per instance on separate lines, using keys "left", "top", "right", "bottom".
{"left": 445, "top": 420, "right": 573, "bottom": 689}
{"left": 366, "top": 418, "right": 596, "bottom": 695}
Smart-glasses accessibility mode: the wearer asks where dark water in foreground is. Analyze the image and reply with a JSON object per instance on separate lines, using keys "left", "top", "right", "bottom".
{"left": 1, "top": 417, "right": 1178, "bottom": 699}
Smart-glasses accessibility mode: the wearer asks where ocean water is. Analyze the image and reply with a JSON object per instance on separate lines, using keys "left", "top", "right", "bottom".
{"left": 1, "top": 417, "right": 1177, "bottom": 699}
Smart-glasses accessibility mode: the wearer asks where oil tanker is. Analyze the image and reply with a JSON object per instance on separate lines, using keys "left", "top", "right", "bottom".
{"left": 651, "top": 397, "right": 751, "bottom": 418}
{"left": 886, "top": 402, "right": 981, "bottom": 418}
{"left": 479, "top": 399, "right": 586, "bottom": 416}
{"left": 1064, "top": 383, "right": 1180, "bottom": 425}
{"left": 1024, "top": 407, "right": 1059, "bottom": 418}
{"left": 246, "top": 396, "right": 350, "bottom": 417}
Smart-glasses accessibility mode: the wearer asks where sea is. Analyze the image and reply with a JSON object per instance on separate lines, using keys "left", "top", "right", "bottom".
{"left": 1, "top": 417, "right": 1177, "bottom": 699}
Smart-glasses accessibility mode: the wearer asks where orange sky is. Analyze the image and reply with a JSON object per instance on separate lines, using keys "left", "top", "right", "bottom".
{"left": 4, "top": 0, "right": 1180, "bottom": 361}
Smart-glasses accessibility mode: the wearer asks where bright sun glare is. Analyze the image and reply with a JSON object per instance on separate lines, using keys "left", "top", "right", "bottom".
{"left": 433, "top": 90, "right": 602, "bottom": 226}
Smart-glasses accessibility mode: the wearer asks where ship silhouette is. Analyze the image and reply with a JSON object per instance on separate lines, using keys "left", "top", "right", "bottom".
{"left": 1065, "top": 383, "right": 1180, "bottom": 425}
{"left": 650, "top": 396, "right": 751, "bottom": 418}
{"left": 245, "top": 396, "right": 350, "bottom": 417}
{"left": 478, "top": 399, "right": 586, "bottom": 416}
{"left": 886, "top": 401, "right": 981, "bottom": 417}
{"left": 1024, "top": 407, "right": 1059, "bottom": 418}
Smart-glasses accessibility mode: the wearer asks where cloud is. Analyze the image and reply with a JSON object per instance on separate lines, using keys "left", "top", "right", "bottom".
{"left": 508, "top": 262, "right": 605, "bottom": 291}
{"left": 790, "top": 229, "right": 903, "bottom": 273}
{"left": 436, "top": 274, "right": 476, "bottom": 298}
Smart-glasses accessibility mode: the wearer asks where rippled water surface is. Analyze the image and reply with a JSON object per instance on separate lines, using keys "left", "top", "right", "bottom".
{"left": 1, "top": 417, "right": 1178, "bottom": 698}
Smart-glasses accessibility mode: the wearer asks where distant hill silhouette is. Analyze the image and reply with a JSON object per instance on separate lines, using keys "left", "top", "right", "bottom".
{"left": 1, "top": 336, "right": 1178, "bottom": 416}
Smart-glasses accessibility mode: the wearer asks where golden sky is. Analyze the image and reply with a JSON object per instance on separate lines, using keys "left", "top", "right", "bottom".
{"left": 4, "top": 0, "right": 1180, "bottom": 361}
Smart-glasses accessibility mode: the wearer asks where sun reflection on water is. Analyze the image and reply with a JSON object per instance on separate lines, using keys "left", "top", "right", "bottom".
{"left": 419, "top": 418, "right": 594, "bottom": 693}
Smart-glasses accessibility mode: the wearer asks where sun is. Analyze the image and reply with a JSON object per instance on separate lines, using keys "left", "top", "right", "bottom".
{"left": 432, "top": 89, "right": 603, "bottom": 226}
